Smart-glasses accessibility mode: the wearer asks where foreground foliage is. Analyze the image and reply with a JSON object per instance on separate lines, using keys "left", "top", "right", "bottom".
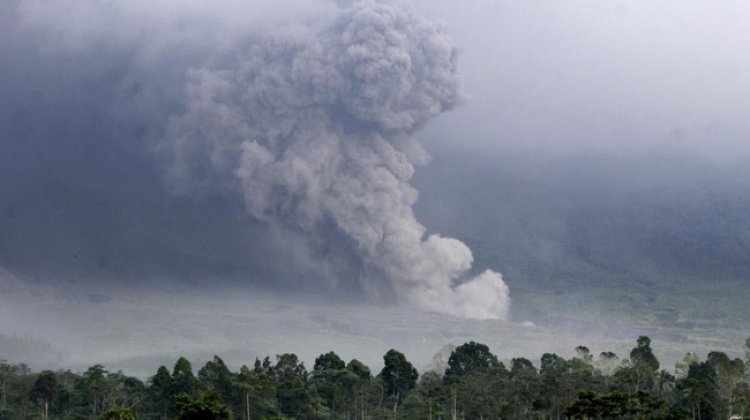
{"left": 2, "top": 337, "right": 750, "bottom": 419}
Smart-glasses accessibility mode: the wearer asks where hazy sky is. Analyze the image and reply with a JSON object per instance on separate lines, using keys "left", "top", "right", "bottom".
{"left": 414, "top": 0, "right": 750, "bottom": 160}
{"left": 2, "top": 0, "right": 749, "bottom": 299}
{"left": 2, "top": 0, "right": 750, "bottom": 371}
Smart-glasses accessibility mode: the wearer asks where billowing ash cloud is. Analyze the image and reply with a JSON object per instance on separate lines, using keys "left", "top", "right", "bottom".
{"left": 167, "top": 1, "right": 509, "bottom": 319}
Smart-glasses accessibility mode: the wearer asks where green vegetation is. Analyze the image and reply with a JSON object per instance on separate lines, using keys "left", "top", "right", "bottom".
{"left": 3, "top": 336, "right": 750, "bottom": 419}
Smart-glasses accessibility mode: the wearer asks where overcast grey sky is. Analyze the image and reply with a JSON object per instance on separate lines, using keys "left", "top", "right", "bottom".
{"left": 413, "top": 0, "right": 750, "bottom": 161}
{"left": 2, "top": 0, "right": 748, "bottom": 287}
{"left": 2, "top": 0, "right": 750, "bottom": 370}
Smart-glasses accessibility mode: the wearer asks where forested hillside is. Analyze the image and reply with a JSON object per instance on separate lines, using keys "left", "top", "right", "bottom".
{"left": 2, "top": 337, "right": 749, "bottom": 419}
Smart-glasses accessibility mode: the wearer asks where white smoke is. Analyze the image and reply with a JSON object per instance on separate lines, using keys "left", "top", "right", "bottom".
{"left": 168, "top": 1, "right": 510, "bottom": 320}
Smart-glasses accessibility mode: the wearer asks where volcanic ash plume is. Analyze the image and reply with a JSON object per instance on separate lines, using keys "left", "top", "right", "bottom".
{"left": 168, "top": 1, "right": 510, "bottom": 319}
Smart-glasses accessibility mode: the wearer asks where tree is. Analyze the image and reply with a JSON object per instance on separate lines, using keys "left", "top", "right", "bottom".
{"left": 569, "top": 346, "right": 595, "bottom": 380}
{"left": 675, "top": 352, "right": 700, "bottom": 379}
{"left": 175, "top": 391, "right": 232, "bottom": 420}
{"left": 105, "top": 371, "right": 146, "bottom": 412}
{"left": 621, "top": 336, "right": 660, "bottom": 392}
{"left": 5, "top": 339, "right": 750, "bottom": 420}
{"left": 0, "top": 360, "right": 11, "bottom": 412}
{"left": 676, "top": 361, "right": 718, "bottom": 419}
{"left": 540, "top": 353, "right": 568, "bottom": 377}
{"left": 29, "top": 371, "right": 58, "bottom": 420}
{"left": 575, "top": 346, "right": 594, "bottom": 364}
{"left": 539, "top": 353, "right": 571, "bottom": 419}
{"left": 596, "top": 351, "right": 619, "bottom": 391}
{"left": 443, "top": 340, "right": 506, "bottom": 418}
{"left": 74, "top": 364, "right": 110, "bottom": 417}
{"left": 198, "top": 356, "right": 235, "bottom": 403}
{"left": 379, "top": 350, "right": 418, "bottom": 413}
{"left": 401, "top": 371, "right": 447, "bottom": 420}
{"left": 508, "top": 358, "right": 541, "bottom": 418}
{"left": 172, "top": 358, "right": 198, "bottom": 397}
{"left": 100, "top": 406, "right": 136, "bottom": 420}
{"left": 445, "top": 342, "right": 501, "bottom": 380}
{"left": 706, "top": 351, "right": 745, "bottom": 418}
{"left": 732, "top": 381, "right": 750, "bottom": 419}
{"left": 314, "top": 352, "right": 346, "bottom": 372}
{"left": 630, "top": 336, "right": 659, "bottom": 372}
{"left": 565, "top": 391, "right": 626, "bottom": 419}
{"left": 311, "top": 351, "right": 350, "bottom": 417}
{"left": 149, "top": 365, "right": 173, "bottom": 419}
{"left": 236, "top": 361, "right": 279, "bottom": 419}
{"left": 346, "top": 359, "right": 371, "bottom": 381}
{"left": 273, "top": 353, "right": 313, "bottom": 418}
{"left": 346, "top": 359, "right": 372, "bottom": 419}
{"left": 454, "top": 369, "right": 504, "bottom": 419}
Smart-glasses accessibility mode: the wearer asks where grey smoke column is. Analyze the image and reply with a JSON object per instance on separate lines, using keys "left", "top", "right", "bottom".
{"left": 169, "top": 0, "right": 510, "bottom": 319}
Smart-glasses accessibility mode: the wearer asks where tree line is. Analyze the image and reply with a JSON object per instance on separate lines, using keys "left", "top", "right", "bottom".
{"left": 2, "top": 336, "right": 750, "bottom": 419}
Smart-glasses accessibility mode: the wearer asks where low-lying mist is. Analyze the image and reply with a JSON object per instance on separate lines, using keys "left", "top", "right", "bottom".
{"left": 1, "top": 271, "right": 743, "bottom": 379}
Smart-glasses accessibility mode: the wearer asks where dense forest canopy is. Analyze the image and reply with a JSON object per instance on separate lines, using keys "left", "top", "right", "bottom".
{"left": 2, "top": 337, "right": 750, "bottom": 419}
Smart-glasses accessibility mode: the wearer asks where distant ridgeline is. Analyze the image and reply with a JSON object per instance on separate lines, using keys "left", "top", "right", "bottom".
{"left": 2, "top": 336, "right": 750, "bottom": 419}
{"left": 0, "top": 335, "right": 63, "bottom": 368}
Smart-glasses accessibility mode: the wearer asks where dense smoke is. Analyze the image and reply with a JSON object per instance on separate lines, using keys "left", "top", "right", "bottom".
{"left": 167, "top": 1, "right": 509, "bottom": 319}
